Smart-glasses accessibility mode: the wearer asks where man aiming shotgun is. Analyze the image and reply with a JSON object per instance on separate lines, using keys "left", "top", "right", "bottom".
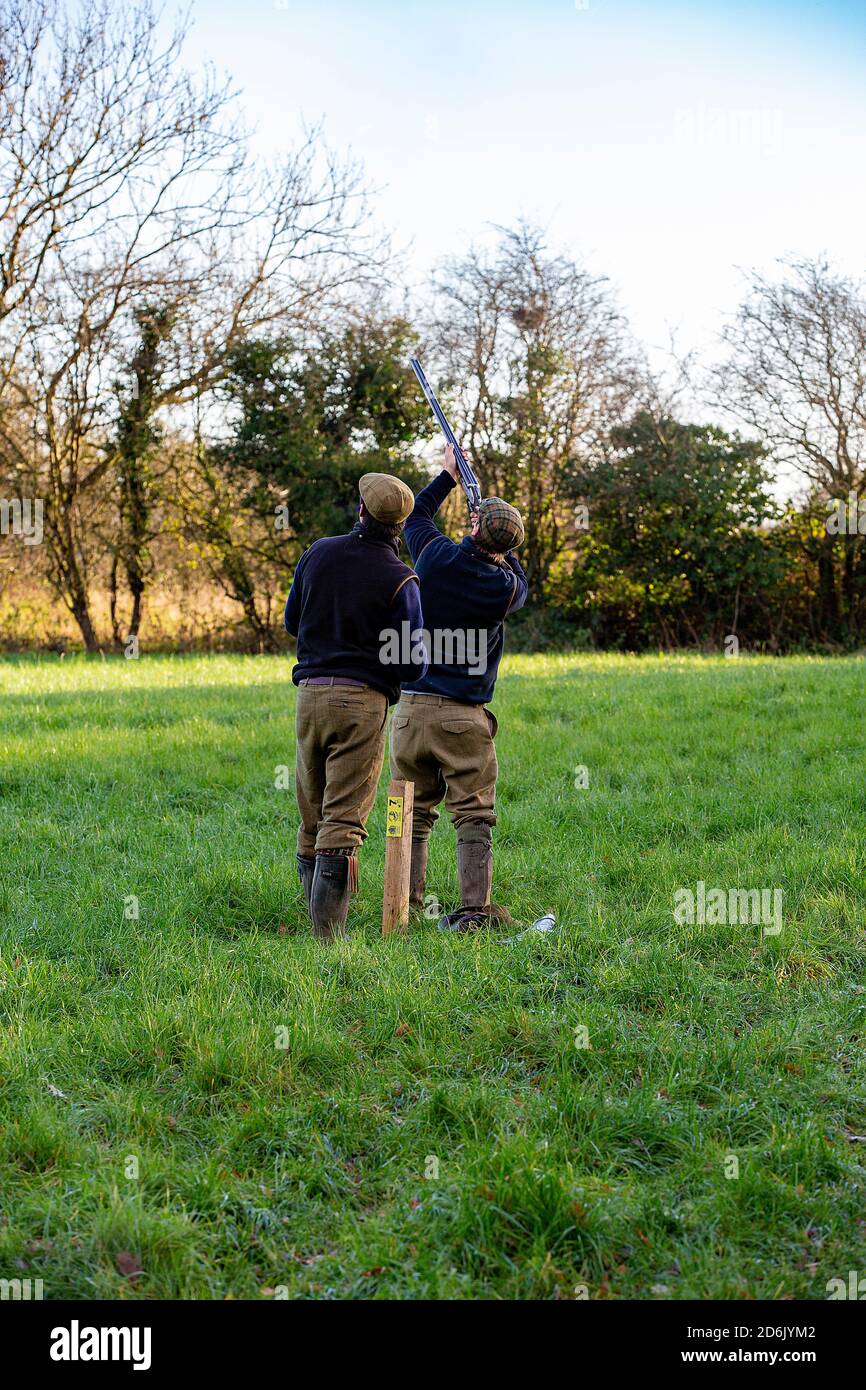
{"left": 392, "top": 363, "right": 528, "bottom": 930}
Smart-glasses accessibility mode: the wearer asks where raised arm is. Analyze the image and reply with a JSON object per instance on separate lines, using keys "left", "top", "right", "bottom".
{"left": 403, "top": 445, "right": 460, "bottom": 565}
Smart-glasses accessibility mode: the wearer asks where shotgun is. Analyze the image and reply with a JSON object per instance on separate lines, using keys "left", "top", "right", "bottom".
{"left": 409, "top": 357, "right": 482, "bottom": 515}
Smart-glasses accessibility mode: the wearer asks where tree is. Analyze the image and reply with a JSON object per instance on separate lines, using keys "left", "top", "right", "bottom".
{"left": 108, "top": 302, "right": 177, "bottom": 644}
{"left": 717, "top": 258, "right": 866, "bottom": 638}
{"left": 170, "top": 429, "right": 283, "bottom": 654}
{"left": 0, "top": 0, "right": 234, "bottom": 322}
{"left": 429, "top": 222, "right": 644, "bottom": 600}
{"left": 557, "top": 410, "right": 781, "bottom": 649}
{"left": 215, "top": 310, "right": 432, "bottom": 555}
{"left": 0, "top": 0, "right": 381, "bottom": 649}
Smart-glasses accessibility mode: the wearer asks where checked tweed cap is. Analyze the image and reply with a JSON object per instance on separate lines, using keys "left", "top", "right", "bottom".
{"left": 477, "top": 496, "right": 525, "bottom": 552}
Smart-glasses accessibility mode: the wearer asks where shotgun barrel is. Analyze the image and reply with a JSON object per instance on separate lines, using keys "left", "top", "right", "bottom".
{"left": 409, "top": 357, "right": 482, "bottom": 514}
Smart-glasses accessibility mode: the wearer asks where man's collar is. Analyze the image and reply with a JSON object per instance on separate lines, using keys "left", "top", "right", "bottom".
{"left": 461, "top": 535, "right": 503, "bottom": 567}
{"left": 352, "top": 520, "right": 400, "bottom": 556}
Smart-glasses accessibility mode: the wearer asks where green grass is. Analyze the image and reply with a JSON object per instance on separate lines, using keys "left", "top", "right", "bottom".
{"left": 0, "top": 651, "right": 864, "bottom": 1300}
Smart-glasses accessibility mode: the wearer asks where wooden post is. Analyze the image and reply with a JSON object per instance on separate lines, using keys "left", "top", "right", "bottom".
{"left": 382, "top": 778, "right": 414, "bottom": 935}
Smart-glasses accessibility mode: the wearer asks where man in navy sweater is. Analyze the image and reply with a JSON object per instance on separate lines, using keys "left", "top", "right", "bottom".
{"left": 389, "top": 445, "right": 528, "bottom": 929}
{"left": 285, "top": 472, "right": 426, "bottom": 939}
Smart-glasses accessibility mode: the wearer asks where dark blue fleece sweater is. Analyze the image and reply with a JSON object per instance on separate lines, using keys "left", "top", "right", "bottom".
{"left": 402, "top": 471, "right": 528, "bottom": 704}
{"left": 284, "top": 522, "right": 427, "bottom": 703}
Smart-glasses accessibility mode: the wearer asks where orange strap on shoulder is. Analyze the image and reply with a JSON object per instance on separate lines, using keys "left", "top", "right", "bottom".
{"left": 390, "top": 573, "right": 420, "bottom": 605}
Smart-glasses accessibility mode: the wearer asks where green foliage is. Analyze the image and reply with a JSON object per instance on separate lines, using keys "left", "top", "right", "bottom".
{"left": 110, "top": 302, "right": 178, "bottom": 640}
{"left": 555, "top": 411, "right": 784, "bottom": 648}
{"left": 216, "top": 315, "right": 433, "bottom": 547}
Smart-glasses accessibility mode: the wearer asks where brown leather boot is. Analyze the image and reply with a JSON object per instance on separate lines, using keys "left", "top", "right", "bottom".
{"left": 437, "top": 824, "right": 512, "bottom": 932}
{"left": 409, "top": 838, "right": 429, "bottom": 909}
{"left": 458, "top": 834, "right": 492, "bottom": 911}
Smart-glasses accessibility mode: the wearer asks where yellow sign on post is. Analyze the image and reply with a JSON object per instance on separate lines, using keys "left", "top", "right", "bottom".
{"left": 382, "top": 780, "right": 414, "bottom": 934}
{"left": 386, "top": 795, "right": 404, "bottom": 837}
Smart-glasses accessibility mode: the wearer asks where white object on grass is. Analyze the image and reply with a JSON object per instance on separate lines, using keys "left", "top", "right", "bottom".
{"left": 500, "top": 913, "right": 556, "bottom": 944}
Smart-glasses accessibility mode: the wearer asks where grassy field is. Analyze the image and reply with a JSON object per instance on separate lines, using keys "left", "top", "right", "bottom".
{"left": 1, "top": 651, "right": 864, "bottom": 1301}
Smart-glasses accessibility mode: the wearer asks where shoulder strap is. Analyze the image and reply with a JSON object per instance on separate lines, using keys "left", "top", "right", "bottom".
{"left": 390, "top": 572, "right": 420, "bottom": 605}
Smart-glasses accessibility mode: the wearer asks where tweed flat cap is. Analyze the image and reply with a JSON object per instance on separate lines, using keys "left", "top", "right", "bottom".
{"left": 359, "top": 472, "right": 415, "bottom": 525}
{"left": 477, "top": 496, "right": 524, "bottom": 552}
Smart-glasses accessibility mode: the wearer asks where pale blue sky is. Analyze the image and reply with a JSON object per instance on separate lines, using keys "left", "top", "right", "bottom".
{"left": 181, "top": 0, "right": 866, "bottom": 369}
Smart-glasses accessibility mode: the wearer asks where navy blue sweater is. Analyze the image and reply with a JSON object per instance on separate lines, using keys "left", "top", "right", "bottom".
{"left": 285, "top": 523, "right": 428, "bottom": 703}
{"left": 402, "top": 471, "right": 528, "bottom": 704}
